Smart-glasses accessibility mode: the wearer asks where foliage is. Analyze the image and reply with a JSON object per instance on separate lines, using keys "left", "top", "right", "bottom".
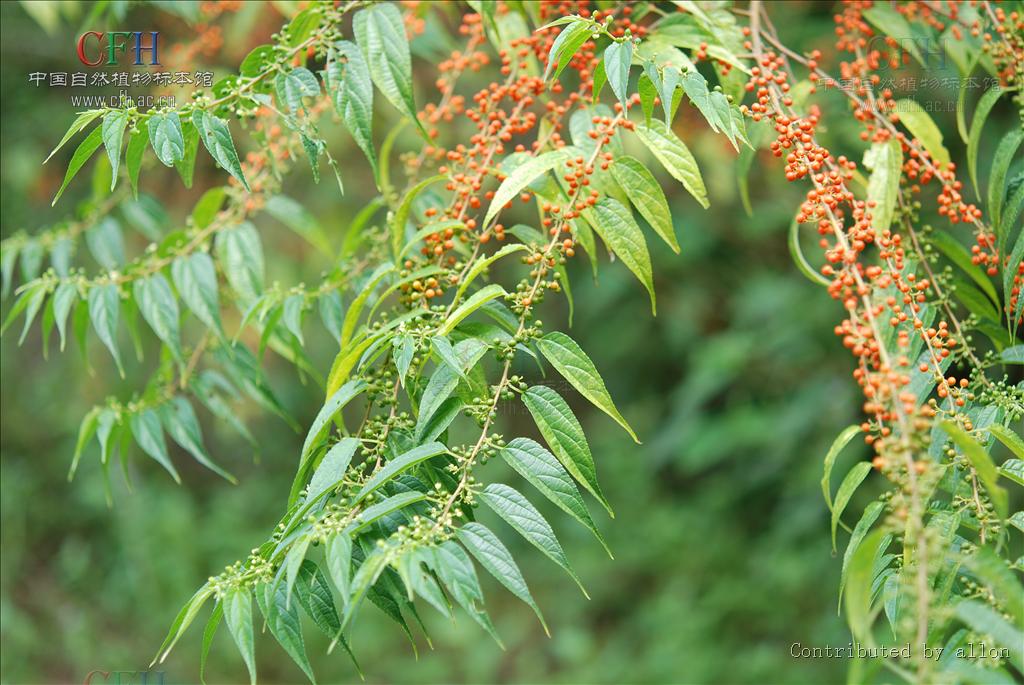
{"left": 1, "top": 1, "right": 1022, "bottom": 684}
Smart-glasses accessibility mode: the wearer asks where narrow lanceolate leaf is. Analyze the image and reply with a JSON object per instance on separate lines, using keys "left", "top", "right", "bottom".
{"left": 485, "top": 150, "right": 568, "bottom": 226}
{"left": 427, "top": 541, "right": 503, "bottom": 646}
{"left": 126, "top": 122, "right": 148, "bottom": 198}
{"left": 843, "top": 529, "right": 887, "bottom": 645}
{"left": 160, "top": 396, "right": 236, "bottom": 483}
{"left": 610, "top": 156, "right": 679, "bottom": 253}
{"left": 456, "top": 522, "right": 548, "bottom": 634}
{"left": 193, "top": 110, "right": 249, "bottom": 191}
{"left": 831, "top": 461, "right": 872, "bottom": 551}
{"left": 863, "top": 139, "right": 902, "bottom": 234}
{"left": 46, "top": 109, "right": 104, "bottom": 163}
{"left": 537, "top": 332, "right": 638, "bottom": 443}
{"left": 989, "top": 424, "right": 1024, "bottom": 460}
{"left": 275, "top": 67, "right": 321, "bottom": 113}
{"left": 171, "top": 253, "right": 225, "bottom": 341}
{"left": 355, "top": 442, "right": 447, "bottom": 501}
{"left": 256, "top": 582, "right": 316, "bottom": 684}
{"left": 544, "top": 19, "right": 592, "bottom": 82}
{"left": 602, "top": 39, "right": 632, "bottom": 110}
{"left": 147, "top": 111, "right": 185, "bottom": 167}
{"left": 223, "top": 587, "right": 256, "bottom": 685}
{"left": 454, "top": 243, "right": 529, "bottom": 302}
{"left": 587, "top": 198, "right": 656, "bottom": 314}
{"left": 101, "top": 111, "right": 129, "bottom": 191}
{"left": 988, "top": 129, "right": 1022, "bottom": 229}
{"left": 129, "top": 409, "right": 180, "bottom": 482}
{"left": 941, "top": 421, "right": 1008, "bottom": 520}
{"left": 133, "top": 274, "right": 182, "bottom": 362}
{"left": 839, "top": 499, "right": 886, "bottom": 604}
{"left": 438, "top": 283, "right": 505, "bottom": 335}
{"left": 200, "top": 602, "right": 222, "bottom": 685}
{"left": 331, "top": 41, "right": 377, "bottom": 175}
{"left": 501, "top": 438, "right": 610, "bottom": 555}
{"left": 52, "top": 124, "right": 103, "bottom": 206}
{"left": 216, "top": 222, "right": 264, "bottom": 305}
{"left": 968, "top": 87, "right": 1003, "bottom": 200}
{"left": 87, "top": 283, "right": 123, "bottom": 375}
{"left": 634, "top": 120, "right": 708, "bottom": 209}
{"left": 85, "top": 217, "right": 125, "bottom": 270}
{"left": 152, "top": 584, "right": 213, "bottom": 665}
{"left": 955, "top": 601, "right": 1024, "bottom": 671}
{"left": 522, "top": 385, "right": 611, "bottom": 516}
{"left": 325, "top": 534, "right": 353, "bottom": 608}
{"left": 353, "top": 3, "right": 422, "bottom": 130}
{"left": 348, "top": 491, "right": 427, "bottom": 533}
{"left": 895, "top": 99, "right": 950, "bottom": 167}
{"left": 478, "top": 483, "right": 587, "bottom": 596}
{"left": 821, "top": 424, "right": 862, "bottom": 511}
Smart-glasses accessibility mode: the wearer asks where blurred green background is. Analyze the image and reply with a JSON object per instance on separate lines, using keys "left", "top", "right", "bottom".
{"left": 3, "top": 1, "right": 973, "bottom": 683}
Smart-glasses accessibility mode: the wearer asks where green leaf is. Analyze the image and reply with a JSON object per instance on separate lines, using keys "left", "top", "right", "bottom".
{"left": 330, "top": 41, "right": 377, "bottom": 176}
{"left": 291, "top": 380, "right": 367, "bottom": 505}
{"left": 610, "top": 156, "right": 679, "bottom": 253}
{"left": 895, "top": 98, "right": 950, "bottom": 167}
{"left": 199, "top": 601, "right": 221, "bottom": 685}
{"left": 353, "top": 3, "right": 422, "bottom": 131}
{"left": 863, "top": 139, "right": 903, "bottom": 234}
{"left": 634, "top": 120, "right": 708, "bottom": 208}
{"left": 256, "top": 581, "right": 316, "bottom": 684}
{"left": 988, "top": 129, "right": 1022, "bottom": 229}
{"left": 989, "top": 424, "right": 1024, "bottom": 460}
{"left": 843, "top": 529, "right": 887, "bottom": 645}
{"left": 426, "top": 541, "right": 503, "bottom": 646}
{"left": 282, "top": 294, "right": 305, "bottom": 345}
{"left": 839, "top": 499, "right": 885, "bottom": 605}
{"left": 147, "top": 111, "right": 185, "bottom": 167}
{"left": 160, "top": 396, "right": 236, "bottom": 483}
{"left": 216, "top": 222, "right": 264, "bottom": 305}
{"left": 416, "top": 338, "right": 488, "bottom": 439}
{"left": 45, "top": 109, "right": 104, "bottom": 163}
{"left": 348, "top": 491, "right": 427, "bottom": 533}
{"left": 174, "top": 120, "right": 199, "bottom": 189}
{"left": 485, "top": 150, "right": 568, "bottom": 227}
{"left": 133, "top": 274, "right": 182, "bottom": 361}
{"left": 391, "top": 174, "right": 445, "bottom": 259}
{"left": 861, "top": 5, "right": 926, "bottom": 66}
{"left": 52, "top": 281, "right": 77, "bottom": 352}
{"left": 501, "top": 437, "right": 610, "bottom": 555}
{"left": 603, "top": 40, "right": 632, "bottom": 110}
{"left": 101, "top": 111, "right": 129, "bottom": 191}
{"left": 171, "top": 253, "right": 225, "bottom": 342}
{"left": 544, "top": 19, "right": 591, "bottom": 81}
{"left": 453, "top": 243, "right": 528, "bottom": 303}
{"left": 822, "top": 424, "right": 862, "bottom": 511}
{"left": 955, "top": 600, "right": 1023, "bottom": 670}
{"left": 354, "top": 442, "right": 447, "bottom": 502}
{"left": 537, "top": 331, "right": 637, "bottom": 442}
{"left": 193, "top": 110, "right": 250, "bottom": 191}
{"left": 325, "top": 534, "right": 353, "bottom": 607}
{"left": 928, "top": 230, "right": 998, "bottom": 304}
{"left": 85, "top": 217, "right": 125, "bottom": 270}
{"left": 306, "top": 437, "right": 359, "bottom": 506}
{"left": 455, "top": 522, "right": 547, "bottom": 634}
{"left": 264, "top": 195, "right": 332, "bottom": 257}
{"left": 152, "top": 584, "right": 213, "bottom": 665}
{"left": 87, "top": 283, "right": 123, "bottom": 375}
{"left": 965, "top": 547, "right": 1024, "bottom": 627}
{"left": 941, "top": 421, "right": 1008, "bottom": 520}
{"left": 338, "top": 547, "right": 389, "bottom": 636}
{"left": 125, "top": 137, "right": 153, "bottom": 202}
{"left": 968, "top": 87, "right": 1004, "bottom": 200}
{"left": 192, "top": 187, "right": 226, "bottom": 229}
{"left": 831, "top": 461, "right": 872, "bottom": 551}
{"left": 223, "top": 587, "right": 256, "bottom": 685}
{"left": 522, "top": 385, "right": 611, "bottom": 516}
{"left": 129, "top": 409, "right": 180, "bottom": 483}
{"left": 275, "top": 67, "right": 320, "bottom": 113}
{"left": 478, "top": 483, "right": 587, "bottom": 596}
{"left": 52, "top": 124, "right": 103, "bottom": 206}
{"left": 585, "top": 198, "right": 656, "bottom": 314}
{"left": 338, "top": 263, "right": 394, "bottom": 352}
{"left": 438, "top": 283, "right": 506, "bottom": 335}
